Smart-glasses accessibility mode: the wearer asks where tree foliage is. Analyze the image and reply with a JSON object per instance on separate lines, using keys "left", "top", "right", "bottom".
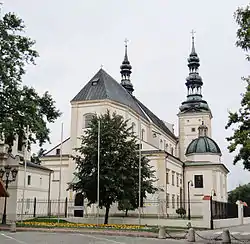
{"left": 0, "top": 11, "right": 60, "bottom": 151}
{"left": 228, "top": 183, "right": 250, "bottom": 206}
{"left": 31, "top": 148, "right": 46, "bottom": 165}
{"left": 225, "top": 5, "right": 250, "bottom": 170}
{"left": 71, "top": 110, "right": 157, "bottom": 224}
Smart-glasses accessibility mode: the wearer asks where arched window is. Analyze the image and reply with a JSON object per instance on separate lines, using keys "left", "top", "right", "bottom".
{"left": 141, "top": 129, "right": 145, "bottom": 140}
{"left": 83, "top": 113, "right": 95, "bottom": 128}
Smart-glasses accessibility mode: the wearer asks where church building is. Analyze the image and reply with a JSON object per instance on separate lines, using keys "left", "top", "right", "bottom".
{"left": 40, "top": 35, "right": 229, "bottom": 217}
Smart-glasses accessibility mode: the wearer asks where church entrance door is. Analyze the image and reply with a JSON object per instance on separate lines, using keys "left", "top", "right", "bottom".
{"left": 74, "top": 193, "right": 84, "bottom": 217}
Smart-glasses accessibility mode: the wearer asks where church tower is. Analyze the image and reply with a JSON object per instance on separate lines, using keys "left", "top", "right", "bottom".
{"left": 178, "top": 33, "right": 212, "bottom": 162}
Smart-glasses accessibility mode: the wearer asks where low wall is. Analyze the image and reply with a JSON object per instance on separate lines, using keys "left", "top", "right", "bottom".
{"left": 66, "top": 217, "right": 208, "bottom": 228}
{"left": 213, "top": 218, "right": 241, "bottom": 229}
{"left": 243, "top": 217, "right": 250, "bottom": 225}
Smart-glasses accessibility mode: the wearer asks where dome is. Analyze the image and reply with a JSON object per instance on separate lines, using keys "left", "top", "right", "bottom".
{"left": 186, "top": 136, "right": 221, "bottom": 155}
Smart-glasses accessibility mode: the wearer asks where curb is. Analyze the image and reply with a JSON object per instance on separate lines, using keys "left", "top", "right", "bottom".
{"left": 0, "top": 226, "right": 158, "bottom": 238}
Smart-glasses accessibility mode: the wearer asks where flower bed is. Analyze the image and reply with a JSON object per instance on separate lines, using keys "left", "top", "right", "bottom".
{"left": 17, "top": 221, "right": 154, "bottom": 231}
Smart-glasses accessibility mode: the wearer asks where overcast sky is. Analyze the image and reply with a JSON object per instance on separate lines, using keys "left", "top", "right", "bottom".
{"left": 4, "top": 0, "right": 250, "bottom": 190}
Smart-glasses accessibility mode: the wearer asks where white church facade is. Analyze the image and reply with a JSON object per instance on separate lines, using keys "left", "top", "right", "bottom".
{"left": 0, "top": 36, "right": 229, "bottom": 220}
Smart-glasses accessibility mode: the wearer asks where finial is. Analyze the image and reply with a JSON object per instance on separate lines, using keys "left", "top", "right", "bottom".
{"left": 100, "top": 64, "right": 103, "bottom": 69}
{"left": 124, "top": 38, "right": 129, "bottom": 47}
{"left": 124, "top": 38, "right": 129, "bottom": 62}
{"left": 191, "top": 29, "right": 196, "bottom": 54}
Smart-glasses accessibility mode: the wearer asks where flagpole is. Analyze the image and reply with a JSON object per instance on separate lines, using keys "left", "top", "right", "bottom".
{"left": 97, "top": 120, "right": 100, "bottom": 224}
{"left": 21, "top": 125, "right": 29, "bottom": 224}
{"left": 138, "top": 119, "right": 142, "bottom": 225}
{"left": 57, "top": 122, "right": 63, "bottom": 223}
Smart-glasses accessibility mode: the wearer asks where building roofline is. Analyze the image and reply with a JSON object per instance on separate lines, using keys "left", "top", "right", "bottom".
{"left": 44, "top": 137, "right": 70, "bottom": 156}
{"left": 19, "top": 161, "right": 53, "bottom": 172}
{"left": 184, "top": 162, "right": 229, "bottom": 173}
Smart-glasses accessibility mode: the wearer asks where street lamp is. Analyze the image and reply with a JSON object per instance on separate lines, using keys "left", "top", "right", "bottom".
{"left": 187, "top": 180, "right": 193, "bottom": 220}
{"left": 0, "top": 165, "right": 18, "bottom": 225}
{"left": 210, "top": 189, "right": 216, "bottom": 230}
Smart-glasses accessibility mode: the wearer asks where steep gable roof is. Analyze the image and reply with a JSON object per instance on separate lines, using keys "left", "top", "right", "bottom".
{"left": 71, "top": 68, "right": 176, "bottom": 139}
{"left": 71, "top": 69, "right": 148, "bottom": 121}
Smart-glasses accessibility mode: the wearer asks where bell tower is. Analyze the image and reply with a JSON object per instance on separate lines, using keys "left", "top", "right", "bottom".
{"left": 178, "top": 32, "right": 212, "bottom": 162}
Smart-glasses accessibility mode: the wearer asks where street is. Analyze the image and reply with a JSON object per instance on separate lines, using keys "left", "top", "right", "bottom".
{"left": 0, "top": 231, "right": 185, "bottom": 244}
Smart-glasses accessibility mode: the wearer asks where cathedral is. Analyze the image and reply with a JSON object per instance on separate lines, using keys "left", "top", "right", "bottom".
{"left": 39, "top": 36, "right": 229, "bottom": 217}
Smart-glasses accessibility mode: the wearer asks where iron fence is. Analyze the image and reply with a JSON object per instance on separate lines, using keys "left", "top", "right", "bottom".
{"left": 14, "top": 199, "right": 203, "bottom": 220}
{"left": 243, "top": 205, "right": 250, "bottom": 217}
{"left": 212, "top": 200, "right": 238, "bottom": 219}
{"left": 16, "top": 198, "right": 75, "bottom": 219}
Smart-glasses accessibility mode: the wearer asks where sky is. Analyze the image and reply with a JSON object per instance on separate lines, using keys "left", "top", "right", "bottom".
{"left": 3, "top": 0, "right": 250, "bottom": 190}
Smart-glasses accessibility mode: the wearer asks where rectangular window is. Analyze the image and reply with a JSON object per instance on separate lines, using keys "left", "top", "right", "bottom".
{"left": 172, "top": 194, "right": 175, "bottom": 209}
{"left": 194, "top": 175, "right": 204, "bottom": 188}
{"left": 166, "top": 194, "right": 169, "bottom": 208}
{"left": 172, "top": 172, "right": 175, "bottom": 186}
{"left": 191, "top": 128, "right": 196, "bottom": 132}
{"left": 56, "top": 148, "right": 60, "bottom": 155}
{"left": 177, "top": 174, "right": 179, "bottom": 187}
{"left": 166, "top": 171, "right": 169, "bottom": 184}
{"left": 180, "top": 176, "right": 182, "bottom": 186}
{"left": 40, "top": 177, "right": 42, "bottom": 186}
{"left": 177, "top": 195, "right": 180, "bottom": 209}
{"left": 27, "top": 175, "right": 31, "bottom": 186}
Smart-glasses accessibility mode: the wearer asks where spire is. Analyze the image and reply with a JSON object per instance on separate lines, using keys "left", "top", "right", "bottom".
{"left": 179, "top": 31, "right": 210, "bottom": 113}
{"left": 186, "top": 31, "right": 203, "bottom": 97}
{"left": 198, "top": 121, "right": 208, "bottom": 137}
{"left": 120, "top": 38, "right": 134, "bottom": 94}
{"left": 191, "top": 30, "right": 196, "bottom": 55}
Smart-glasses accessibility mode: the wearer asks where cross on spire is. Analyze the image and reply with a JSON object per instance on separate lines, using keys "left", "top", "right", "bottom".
{"left": 124, "top": 38, "right": 129, "bottom": 47}
{"left": 191, "top": 29, "right": 196, "bottom": 39}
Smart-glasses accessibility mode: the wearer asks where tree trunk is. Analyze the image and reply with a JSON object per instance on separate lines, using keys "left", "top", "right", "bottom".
{"left": 104, "top": 205, "right": 110, "bottom": 224}
{"left": 125, "top": 209, "right": 128, "bottom": 217}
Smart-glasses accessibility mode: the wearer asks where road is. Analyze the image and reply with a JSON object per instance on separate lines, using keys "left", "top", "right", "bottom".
{"left": 0, "top": 231, "right": 185, "bottom": 244}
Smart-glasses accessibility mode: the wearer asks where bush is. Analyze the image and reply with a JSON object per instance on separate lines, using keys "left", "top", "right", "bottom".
{"left": 176, "top": 208, "right": 186, "bottom": 218}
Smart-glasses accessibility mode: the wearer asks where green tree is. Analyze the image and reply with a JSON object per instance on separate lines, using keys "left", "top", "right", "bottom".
{"left": 225, "top": 5, "right": 250, "bottom": 170}
{"left": 71, "top": 110, "right": 157, "bottom": 224}
{"left": 0, "top": 11, "right": 60, "bottom": 151}
{"left": 228, "top": 183, "right": 250, "bottom": 205}
{"left": 31, "top": 148, "right": 47, "bottom": 164}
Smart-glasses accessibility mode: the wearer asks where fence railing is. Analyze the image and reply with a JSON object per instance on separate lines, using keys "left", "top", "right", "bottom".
{"left": 243, "top": 205, "right": 250, "bottom": 217}
{"left": 14, "top": 198, "right": 203, "bottom": 220}
{"left": 16, "top": 198, "right": 74, "bottom": 219}
{"left": 212, "top": 200, "right": 238, "bottom": 219}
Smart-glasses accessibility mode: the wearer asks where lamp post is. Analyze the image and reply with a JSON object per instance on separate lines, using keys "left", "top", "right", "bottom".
{"left": 187, "top": 180, "right": 193, "bottom": 220}
{"left": 210, "top": 189, "right": 216, "bottom": 230}
{"left": 0, "top": 165, "right": 18, "bottom": 225}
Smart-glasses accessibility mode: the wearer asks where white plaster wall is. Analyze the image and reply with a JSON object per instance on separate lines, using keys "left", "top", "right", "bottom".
{"left": 243, "top": 217, "right": 250, "bottom": 224}
{"left": 0, "top": 165, "right": 51, "bottom": 222}
{"left": 184, "top": 165, "right": 228, "bottom": 209}
{"left": 70, "top": 100, "right": 178, "bottom": 159}
{"left": 213, "top": 218, "right": 241, "bottom": 229}
{"left": 178, "top": 112, "right": 212, "bottom": 162}
{"left": 186, "top": 154, "right": 221, "bottom": 163}
{"left": 41, "top": 156, "right": 70, "bottom": 201}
